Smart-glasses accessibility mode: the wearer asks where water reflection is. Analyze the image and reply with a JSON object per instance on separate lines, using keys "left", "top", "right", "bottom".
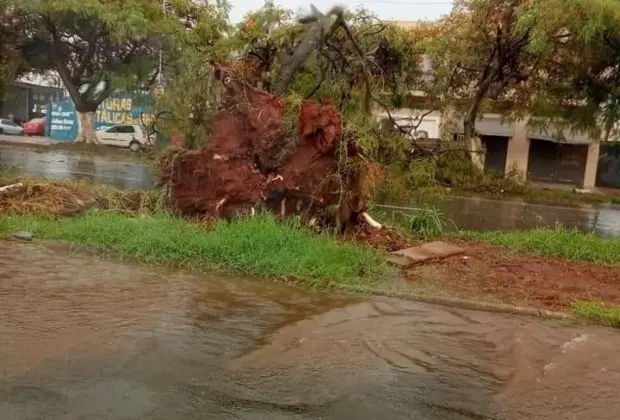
{"left": 378, "top": 196, "right": 620, "bottom": 237}
{"left": 3, "top": 144, "right": 619, "bottom": 237}
{"left": 0, "top": 145, "right": 154, "bottom": 190}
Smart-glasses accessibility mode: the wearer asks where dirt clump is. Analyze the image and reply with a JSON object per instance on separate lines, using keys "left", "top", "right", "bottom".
{"left": 352, "top": 225, "right": 414, "bottom": 252}
{"left": 405, "top": 240, "right": 620, "bottom": 311}
{"left": 159, "top": 64, "right": 367, "bottom": 226}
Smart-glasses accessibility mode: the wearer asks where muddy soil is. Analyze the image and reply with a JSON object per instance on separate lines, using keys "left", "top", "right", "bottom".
{"left": 405, "top": 240, "right": 620, "bottom": 310}
{"left": 159, "top": 64, "right": 366, "bottom": 224}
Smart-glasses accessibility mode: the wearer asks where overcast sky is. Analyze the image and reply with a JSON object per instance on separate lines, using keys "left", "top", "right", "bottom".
{"left": 228, "top": 0, "right": 453, "bottom": 23}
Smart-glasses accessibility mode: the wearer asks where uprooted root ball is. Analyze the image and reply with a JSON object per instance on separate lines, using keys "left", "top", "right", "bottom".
{"left": 158, "top": 63, "right": 369, "bottom": 228}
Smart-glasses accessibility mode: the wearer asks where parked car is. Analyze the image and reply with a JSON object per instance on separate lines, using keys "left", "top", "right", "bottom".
{"left": 0, "top": 118, "right": 24, "bottom": 135}
{"left": 95, "top": 124, "right": 151, "bottom": 152}
{"left": 22, "top": 117, "right": 46, "bottom": 136}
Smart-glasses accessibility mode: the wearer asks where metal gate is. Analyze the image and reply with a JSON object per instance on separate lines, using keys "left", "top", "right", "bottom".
{"left": 596, "top": 143, "right": 620, "bottom": 188}
{"left": 528, "top": 139, "right": 587, "bottom": 185}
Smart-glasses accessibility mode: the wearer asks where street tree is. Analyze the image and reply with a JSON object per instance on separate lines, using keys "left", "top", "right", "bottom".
{"left": 521, "top": 0, "right": 620, "bottom": 140}
{"left": 0, "top": 2, "right": 29, "bottom": 94}
{"left": 422, "top": 0, "right": 556, "bottom": 169}
{"left": 7, "top": 0, "right": 220, "bottom": 143}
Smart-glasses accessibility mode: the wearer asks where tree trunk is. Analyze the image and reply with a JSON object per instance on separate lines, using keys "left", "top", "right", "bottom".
{"left": 463, "top": 72, "right": 497, "bottom": 171}
{"left": 463, "top": 117, "right": 485, "bottom": 171}
{"left": 74, "top": 111, "right": 100, "bottom": 144}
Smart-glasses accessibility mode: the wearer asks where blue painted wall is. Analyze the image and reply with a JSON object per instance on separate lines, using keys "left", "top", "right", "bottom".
{"left": 46, "top": 92, "right": 154, "bottom": 141}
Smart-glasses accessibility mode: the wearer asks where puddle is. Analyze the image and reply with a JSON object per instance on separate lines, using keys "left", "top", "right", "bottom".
{"left": 378, "top": 196, "right": 620, "bottom": 237}
{"left": 0, "top": 145, "right": 154, "bottom": 190}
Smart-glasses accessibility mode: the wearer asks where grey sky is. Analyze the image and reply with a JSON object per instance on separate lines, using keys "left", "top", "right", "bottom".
{"left": 228, "top": 0, "right": 453, "bottom": 23}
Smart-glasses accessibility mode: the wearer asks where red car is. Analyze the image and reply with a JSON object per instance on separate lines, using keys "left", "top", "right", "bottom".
{"left": 22, "top": 117, "right": 46, "bottom": 136}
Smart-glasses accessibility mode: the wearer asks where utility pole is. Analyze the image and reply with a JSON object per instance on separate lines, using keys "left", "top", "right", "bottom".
{"left": 158, "top": 0, "right": 166, "bottom": 85}
{"left": 154, "top": 0, "right": 166, "bottom": 98}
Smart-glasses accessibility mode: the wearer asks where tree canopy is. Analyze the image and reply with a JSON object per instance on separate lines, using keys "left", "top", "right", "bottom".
{"left": 1, "top": 0, "right": 229, "bottom": 142}
{"left": 3, "top": 0, "right": 620, "bottom": 152}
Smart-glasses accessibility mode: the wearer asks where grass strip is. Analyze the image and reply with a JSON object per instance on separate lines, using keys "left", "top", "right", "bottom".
{"left": 0, "top": 210, "right": 388, "bottom": 289}
{"left": 572, "top": 301, "right": 620, "bottom": 327}
{"left": 461, "top": 227, "right": 620, "bottom": 266}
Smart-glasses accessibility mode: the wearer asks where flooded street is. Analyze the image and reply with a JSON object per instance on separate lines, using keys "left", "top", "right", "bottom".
{"left": 0, "top": 145, "right": 154, "bottom": 190}
{"left": 1, "top": 240, "right": 619, "bottom": 419}
{"left": 2, "top": 144, "right": 620, "bottom": 236}
{"left": 379, "top": 196, "right": 620, "bottom": 237}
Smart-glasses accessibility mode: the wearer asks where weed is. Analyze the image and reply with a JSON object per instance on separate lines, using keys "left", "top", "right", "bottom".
{"left": 366, "top": 203, "right": 445, "bottom": 238}
{"left": 572, "top": 301, "right": 620, "bottom": 327}
{"left": 404, "top": 208, "right": 445, "bottom": 237}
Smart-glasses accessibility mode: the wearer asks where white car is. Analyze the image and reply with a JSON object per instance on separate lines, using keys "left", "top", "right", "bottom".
{"left": 0, "top": 118, "right": 25, "bottom": 135}
{"left": 95, "top": 124, "right": 151, "bottom": 152}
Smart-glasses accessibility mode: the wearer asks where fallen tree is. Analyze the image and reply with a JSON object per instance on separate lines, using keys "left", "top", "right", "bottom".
{"left": 155, "top": 4, "right": 434, "bottom": 229}
{"left": 158, "top": 63, "right": 381, "bottom": 230}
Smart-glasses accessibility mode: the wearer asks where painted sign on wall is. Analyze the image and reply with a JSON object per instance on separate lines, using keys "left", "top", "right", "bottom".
{"left": 46, "top": 101, "right": 78, "bottom": 140}
{"left": 96, "top": 95, "right": 154, "bottom": 128}
{"left": 46, "top": 92, "right": 155, "bottom": 141}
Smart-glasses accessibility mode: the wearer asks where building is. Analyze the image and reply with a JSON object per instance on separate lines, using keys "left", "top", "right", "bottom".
{"left": 379, "top": 19, "right": 619, "bottom": 190}
{"left": 0, "top": 81, "right": 66, "bottom": 123}
{"left": 455, "top": 115, "right": 603, "bottom": 189}
{"left": 378, "top": 107, "right": 609, "bottom": 189}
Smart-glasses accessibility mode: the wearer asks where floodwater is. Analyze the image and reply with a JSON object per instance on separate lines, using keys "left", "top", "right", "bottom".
{"left": 1, "top": 240, "right": 619, "bottom": 419}
{"left": 2, "top": 144, "right": 620, "bottom": 236}
{"left": 0, "top": 145, "right": 154, "bottom": 190}
{"left": 378, "top": 196, "right": 620, "bottom": 237}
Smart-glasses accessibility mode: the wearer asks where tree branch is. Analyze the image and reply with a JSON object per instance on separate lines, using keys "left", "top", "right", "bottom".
{"left": 73, "top": 34, "right": 100, "bottom": 81}
{"left": 272, "top": 5, "right": 343, "bottom": 95}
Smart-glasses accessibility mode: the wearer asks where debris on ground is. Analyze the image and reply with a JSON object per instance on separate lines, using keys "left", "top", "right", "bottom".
{"left": 158, "top": 63, "right": 375, "bottom": 229}
{"left": 0, "top": 179, "right": 97, "bottom": 217}
{"left": 351, "top": 224, "right": 413, "bottom": 252}
{"left": 12, "top": 231, "right": 34, "bottom": 241}
{"left": 0, "top": 183, "right": 23, "bottom": 193}
{"left": 388, "top": 241, "right": 465, "bottom": 266}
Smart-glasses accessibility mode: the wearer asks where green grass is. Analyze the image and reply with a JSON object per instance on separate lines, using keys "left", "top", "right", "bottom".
{"left": 367, "top": 204, "right": 447, "bottom": 239}
{"left": 461, "top": 226, "right": 620, "bottom": 265}
{"left": 572, "top": 301, "right": 620, "bottom": 327}
{"left": 0, "top": 211, "right": 388, "bottom": 289}
{"left": 403, "top": 208, "right": 445, "bottom": 237}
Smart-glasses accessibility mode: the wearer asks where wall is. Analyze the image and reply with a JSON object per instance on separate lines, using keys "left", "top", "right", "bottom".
{"left": 28, "top": 85, "right": 64, "bottom": 119}
{"left": 47, "top": 93, "right": 155, "bottom": 141}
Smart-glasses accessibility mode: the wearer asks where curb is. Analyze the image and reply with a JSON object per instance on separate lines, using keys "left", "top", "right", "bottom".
{"left": 3, "top": 238, "right": 578, "bottom": 323}
{"left": 349, "top": 287, "right": 577, "bottom": 321}
{"left": 406, "top": 295, "right": 574, "bottom": 320}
